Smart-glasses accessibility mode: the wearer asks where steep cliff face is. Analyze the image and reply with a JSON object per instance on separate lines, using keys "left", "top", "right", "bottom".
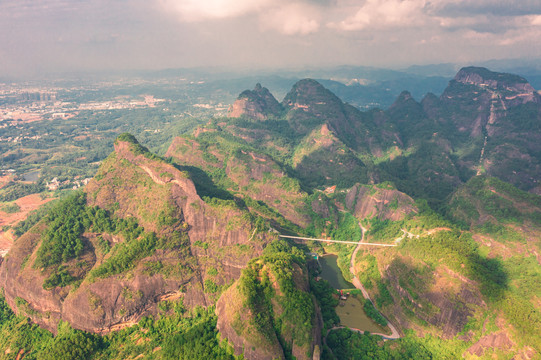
{"left": 166, "top": 135, "right": 310, "bottom": 227}
{"left": 454, "top": 67, "right": 537, "bottom": 100}
{"left": 440, "top": 67, "right": 540, "bottom": 138}
{"left": 0, "top": 209, "right": 197, "bottom": 333}
{"left": 447, "top": 175, "right": 541, "bottom": 260}
{"left": 381, "top": 254, "right": 486, "bottom": 339}
{"left": 292, "top": 124, "right": 369, "bottom": 189}
{"left": 216, "top": 249, "right": 321, "bottom": 360}
{"left": 345, "top": 183, "right": 417, "bottom": 221}
{"left": 282, "top": 79, "right": 396, "bottom": 155}
{"left": 88, "top": 137, "right": 266, "bottom": 263}
{"left": 0, "top": 135, "right": 274, "bottom": 333}
{"left": 387, "top": 91, "right": 432, "bottom": 144}
{"left": 433, "top": 67, "right": 541, "bottom": 191}
{"left": 282, "top": 79, "right": 348, "bottom": 136}
{"left": 228, "top": 83, "right": 283, "bottom": 120}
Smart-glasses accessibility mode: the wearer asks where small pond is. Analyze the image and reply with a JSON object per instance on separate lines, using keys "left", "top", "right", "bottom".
{"left": 23, "top": 170, "right": 40, "bottom": 182}
{"left": 318, "top": 254, "right": 390, "bottom": 335}
{"left": 318, "top": 254, "right": 354, "bottom": 289}
{"left": 335, "top": 297, "right": 390, "bottom": 335}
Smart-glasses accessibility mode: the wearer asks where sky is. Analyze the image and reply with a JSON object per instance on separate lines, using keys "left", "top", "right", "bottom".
{"left": 1, "top": 0, "right": 541, "bottom": 77}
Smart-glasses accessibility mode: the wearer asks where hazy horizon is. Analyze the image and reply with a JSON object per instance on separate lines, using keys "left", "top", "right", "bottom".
{"left": 1, "top": 0, "right": 541, "bottom": 78}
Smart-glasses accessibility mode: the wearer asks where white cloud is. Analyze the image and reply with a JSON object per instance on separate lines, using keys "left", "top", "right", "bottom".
{"left": 2, "top": 0, "right": 541, "bottom": 77}
{"left": 496, "top": 26, "right": 541, "bottom": 46}
{"left": 530, "top": 15, "right": 541, "bottom": 26}
{"left": 259, "top": 3, "right": 320, "bottom": 35}
{"left": 158, "top": 0, "right": 273, "bottom": 21}
{"left": 436, "top": 15, "right": 482, "bottom": 29}
{"left": 159, "top": 0, "right": 323, "bottom": 35}
{"left": 330, "top": 0, "right": 429, "bottom": 31}
{"left": 461, "top": 30, "right": 492, "bottom": 40}
{"left": 158, "top": 0, "right": 541, "bottom": 38}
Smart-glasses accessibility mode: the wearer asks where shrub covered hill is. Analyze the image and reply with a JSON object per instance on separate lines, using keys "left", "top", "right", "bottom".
{"left": 0, "top": 67, "right": 540, "bottom": 359}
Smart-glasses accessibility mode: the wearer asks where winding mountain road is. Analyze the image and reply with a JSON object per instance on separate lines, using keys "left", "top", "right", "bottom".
{"left": 349, "top": 224, "right": 401, "bottom": 339}
{"left": 282, "top": 225, "right": 402, "bottom": 341}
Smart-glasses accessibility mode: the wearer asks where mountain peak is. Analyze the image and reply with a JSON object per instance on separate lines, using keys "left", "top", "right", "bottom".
{"left": 282, "top": 79, "right": 339, "bottom": 109}
{"left": 281, "top": 78, "right": 350, "bottom": 137}
{"left": 115, "top": 132, "right": 139, "bottom": 145}
{"left": 228, "top": 83, "right": 282, "bottom": 120}
{"left": 390, "top": 91, "right": 414, "bottom": 106}
{"left": 454, "top": 66, "right": 533, "bottom": 91}
{"left": 114, "top": 132, "right": 150, "bottom": 156}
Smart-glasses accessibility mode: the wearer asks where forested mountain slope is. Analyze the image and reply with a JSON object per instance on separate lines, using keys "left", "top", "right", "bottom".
{"left": 0, "top": 67, "right": 540, "bottom": 360}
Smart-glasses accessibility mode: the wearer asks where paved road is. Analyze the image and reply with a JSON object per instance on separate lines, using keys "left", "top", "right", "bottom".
{"left": 348, "top": 224, "right": 401, "bottom": 339}
{"left": 283, "top": 227, "right": 402, "bottom": 342}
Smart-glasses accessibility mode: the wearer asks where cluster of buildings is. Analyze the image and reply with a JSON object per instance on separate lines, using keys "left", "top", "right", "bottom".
{"left": 46, "top": 177, "right": 92, "bottom": 191}
{"left": 0, "top": 84, "right": 166, "bottom": 126}
{"left": 0, "top": 88, "right": 71, "bottom": 123}
{"left": 77, "top": 95, "right": 165, "bottom": 111}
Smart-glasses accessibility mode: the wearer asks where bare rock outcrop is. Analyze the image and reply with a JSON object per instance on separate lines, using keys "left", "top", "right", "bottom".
{"left": 345, "top": 183, "right": 417, "bottom": 221}
{"left": 166, "top": 135, "right": 310, "bottom": 227}
{"left": 0, "top": 136, "right": 274, "bottom": 333}
{"left": 229, "top": 83, "right": 283, "bottom": 120}
{"left": 455, "top": 67, "right": 538, "bottom": 102}
{"left": 216, "top": 255, "right": 321, "bottom": 360}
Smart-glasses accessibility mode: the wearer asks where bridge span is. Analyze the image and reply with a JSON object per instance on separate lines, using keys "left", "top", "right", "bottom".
{"left": 278, "top": 235, "right": 397, "bottom": 247}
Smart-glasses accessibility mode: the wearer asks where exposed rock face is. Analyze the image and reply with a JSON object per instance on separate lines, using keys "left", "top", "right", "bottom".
{"left": 446, "top": 176, "right": 541, "bottom": 261}
{"left": 215, "top": 254, "right": 321, "bottom": 360}
{"left": 282, "top": 79, "right": 344, "bottom": 116}
{"left": 166, "top": 136, "right": 310, "bottom": 227}
{"left": 420, "top": 92, "right": 441, "bottom": 119}
{"left": 292, "top": 124, "right": 369, "bottom": 188}
{"left": 417, "top": 67, "right": 541, "bottom": 191}
{"left": 88, "top": 140, "right": 263, "bottom": 256}
{"left": 0, "top": 222, "right": 195, "bottom": 333}
{"left": 345, "top": 184, "right": 417, "bottom": 221}
{"left": 387, "top": 90, "right": 434, "bottom": 145}
{"left": 0, "top": 224, "right": 63, "bottom": 332}
{"left": 0, "top": 137, "right": 273, "bottom": 333}
{"left": 389, "top": 91, "right": 426, "bottom": 125}
{"left": 466, "top": 331, "right": 515, "bottom": 357}
{"left": 281, "top": 79, "right": 390, "bottom": 153}
{"left": 364, "top": 253, "right": 487, "bottom": 341}
{"left": 455, "top": 67, "right": 535, "bottom": 96}
{"left": 216, "top": 281, "right": 285, "bottom": 360}
{"left": 225, "top": 79, "right": 400, "bottom": 190}
{"left": 391, "top": 262, "right": 486, "bottom": 339}
{"left": 442, "top": 67, "right": 539, "bottom": 138}
{"left": 229, "top": 83, "right": 283, "bottom": 120}
{"left": 225, "top": 71, "right": 540, "bottom": 197}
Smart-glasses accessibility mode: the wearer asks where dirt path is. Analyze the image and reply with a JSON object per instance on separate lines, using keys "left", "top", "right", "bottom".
{"left": 425, "top": 227, "right": 452, "bottom": 236}
{"left": 326, "top": 325, "right": 398, "bottom": 341}
{"left": 348, "top": 224, "right": 401, "bottom": 339}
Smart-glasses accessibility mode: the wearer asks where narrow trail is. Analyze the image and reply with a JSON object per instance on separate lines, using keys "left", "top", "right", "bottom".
{"left": 348, "top": 224, "right": 401, "bottom": 339}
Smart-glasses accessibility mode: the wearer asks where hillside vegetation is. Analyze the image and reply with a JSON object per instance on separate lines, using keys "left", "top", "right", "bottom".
{"left": 1, "top": 67, "right": 541, "bottom": 360}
